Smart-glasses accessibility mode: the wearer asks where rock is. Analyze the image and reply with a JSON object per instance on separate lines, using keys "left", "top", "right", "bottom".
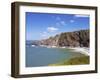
{"left": 35, "top": 29, "right": 89, "bottom": 47}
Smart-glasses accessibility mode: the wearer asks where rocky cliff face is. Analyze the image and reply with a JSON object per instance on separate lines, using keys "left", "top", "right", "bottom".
{"left": 40, "top": 34, "right": 60, "bottom": 46}
{"left": 38, "top": 29, "right": 89, "bottom": 47}
{"left": 57, "top": 30, "right": 89, "bottom": 47}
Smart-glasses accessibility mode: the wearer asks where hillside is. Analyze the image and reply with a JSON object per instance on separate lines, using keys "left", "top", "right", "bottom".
{"left": 40, "top": 29, "right": 89, "bottom": 47}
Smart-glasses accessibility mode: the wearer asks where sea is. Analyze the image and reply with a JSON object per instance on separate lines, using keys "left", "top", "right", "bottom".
{"left": 26, "top": 45, "right": 84, "bottom": 67}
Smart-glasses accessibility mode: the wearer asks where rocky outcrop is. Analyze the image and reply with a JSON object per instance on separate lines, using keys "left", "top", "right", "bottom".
{"left": 33, "top": 29, "right": 89, "bottom": 47}
{"left": 40, "top": 34, "right": 60, "bottom": 46}
{"left": 79, "top": 30, "right": 89, "bottom": 47}
{"left": 57, "top": 30, "right": 89, "bottom": 47}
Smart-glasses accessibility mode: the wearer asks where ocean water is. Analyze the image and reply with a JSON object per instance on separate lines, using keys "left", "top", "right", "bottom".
{"left": 26, "top": 46, "right": 84, "bottom": 67}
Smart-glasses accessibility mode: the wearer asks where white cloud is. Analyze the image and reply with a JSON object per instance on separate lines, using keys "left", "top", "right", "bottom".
{"left": 60, "top": 21, "right": 66, "bottom": 25}
{"left": 75, "top": 14, "right": 89, "bottom": 18}
{"left": 42, "top": 34, "right": 47, "bottom": 37}
{"left": 43, "top": 31, "right": 47, "bottom": 34}
{"left": 40, "top": 32, "right": 48, "bottom": 38}
{"left": 47, "top": 27, "right": 58, "bottom": 32}
{"left": 70, "top": 20, "right": 74, "bottom": 23}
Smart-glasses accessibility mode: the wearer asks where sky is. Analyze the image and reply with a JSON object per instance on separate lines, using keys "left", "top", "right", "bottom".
{"left": 26, "top": 12, "right": 89, "bottom": 40}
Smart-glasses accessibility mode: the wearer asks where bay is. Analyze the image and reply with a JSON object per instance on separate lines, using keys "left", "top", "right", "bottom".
{"left": 26, "top": 46, "right": 84, "bottom": 67}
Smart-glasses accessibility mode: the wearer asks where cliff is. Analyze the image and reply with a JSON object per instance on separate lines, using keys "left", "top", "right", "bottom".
{"left": 40, "top": 29, "right": 89, "bottom": 47}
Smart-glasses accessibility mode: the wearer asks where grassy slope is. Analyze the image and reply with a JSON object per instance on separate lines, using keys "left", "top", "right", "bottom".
{"left": 48, "top": 56, "right": 89, "bottom": 66}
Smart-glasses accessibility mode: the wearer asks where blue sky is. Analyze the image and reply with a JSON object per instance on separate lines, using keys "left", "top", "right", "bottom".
{"left": 26, "top": 12, "right": 89, "bottom": 40}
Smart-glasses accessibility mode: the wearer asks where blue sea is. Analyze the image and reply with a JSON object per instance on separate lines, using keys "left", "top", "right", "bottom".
{"left": 26, "top": 46, "right": 84, "bottom": 67}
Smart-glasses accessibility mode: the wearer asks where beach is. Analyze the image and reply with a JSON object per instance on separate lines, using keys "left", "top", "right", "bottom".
{"left": 68, "top": 47, "right": 89, "bottom": 56}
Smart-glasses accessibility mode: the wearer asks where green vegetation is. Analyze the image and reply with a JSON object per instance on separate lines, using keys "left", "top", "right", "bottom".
{"left": 48, "top": 56, "right": 89, "bottom": 66}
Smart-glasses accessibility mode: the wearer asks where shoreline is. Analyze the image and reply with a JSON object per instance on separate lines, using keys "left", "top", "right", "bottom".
{"left": 67, "top": 47, "right": 89, "bottom": 56}
{"left": 30, "top": 45, "right": 89, "bottom": 56}
{"left": 47, "top": 47, "right": 90, "bottom": 66}
{"left": 44, "top": 45, "right": 89, "bottom": 56}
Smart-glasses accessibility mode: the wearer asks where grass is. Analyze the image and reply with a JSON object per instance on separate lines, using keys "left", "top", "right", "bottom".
{"left": 48, "top": 56, "right": 89, "bottom": 66}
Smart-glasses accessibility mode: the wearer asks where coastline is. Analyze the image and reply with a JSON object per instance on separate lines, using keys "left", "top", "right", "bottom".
{"left": 67, "top": 47, "right": 89, "bottom": 56}
{"left": 47, "top": 46, "right": 90, "bottom": 66}
{"left": 31, "top": 45, "right": 89, "bottom": 56}
{"left": 28, "top": 45, "right": 90, "bottom": 66}
{"left": 42, "top": 45, "right": 89, "bottom": 56}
